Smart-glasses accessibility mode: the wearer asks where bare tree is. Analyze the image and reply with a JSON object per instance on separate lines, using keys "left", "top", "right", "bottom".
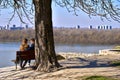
{"left": 0, "top": 0, "right": 120, "bottom": 72}
{"left": 55, "top": 0, "right": 120, "bottom": 22}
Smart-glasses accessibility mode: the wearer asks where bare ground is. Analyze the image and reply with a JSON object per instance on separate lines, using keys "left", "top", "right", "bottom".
{"left": 0, "top": 54, "right": 120, "bottom": 80}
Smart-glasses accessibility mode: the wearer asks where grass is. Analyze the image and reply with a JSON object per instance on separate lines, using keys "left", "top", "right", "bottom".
{"left": 76, "top": 76, "right": 117, "bottom": 80}
{"left": 110, "top": 61, "right": 120, "bottom": 67}
{"left": 114, "top": 46, "right": 120, "bottom": 50}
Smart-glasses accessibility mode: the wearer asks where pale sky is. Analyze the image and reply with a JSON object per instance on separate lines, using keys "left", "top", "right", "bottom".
{"left": 0, "top": 1, "right": 120, "bottom": 28}
{"left": 52, "top": 3, "right": 120, "bottom": 28}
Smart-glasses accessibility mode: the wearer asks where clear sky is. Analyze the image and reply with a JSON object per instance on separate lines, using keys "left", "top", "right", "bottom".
{"left": 0, "top": 1, "right": 120, "bottom": 28}
{"left": 52, "top": 2, "right": 120, "bottom": 28}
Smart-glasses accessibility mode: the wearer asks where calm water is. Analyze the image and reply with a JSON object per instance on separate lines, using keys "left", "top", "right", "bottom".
{"left": 0, "top": 42, "right": 114, "bottom": 68}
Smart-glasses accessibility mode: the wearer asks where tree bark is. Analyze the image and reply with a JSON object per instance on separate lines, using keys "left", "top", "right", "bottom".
{"left": 33, "top": 0, "right": 60, "bottom": 72}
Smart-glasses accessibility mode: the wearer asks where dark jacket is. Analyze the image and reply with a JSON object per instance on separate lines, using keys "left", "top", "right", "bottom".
{"left": 28, "top": 44, "right": 34, "bottom": 50}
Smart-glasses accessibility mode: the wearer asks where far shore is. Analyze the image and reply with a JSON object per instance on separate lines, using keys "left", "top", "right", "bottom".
{"left": 1, "top": 28, "right": 120, "bottom": 44}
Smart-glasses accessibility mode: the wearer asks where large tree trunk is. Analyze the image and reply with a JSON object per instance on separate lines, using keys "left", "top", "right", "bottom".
{"left": 33, "top": 0, "right": 60, "bottom": 72}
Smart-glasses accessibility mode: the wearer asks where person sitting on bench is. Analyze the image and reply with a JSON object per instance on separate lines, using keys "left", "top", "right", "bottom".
{"left": 19, "top": 38, "right": 29, "bottom": 68}
{"left": 20, "top": 38, "right": 29, "bottom": 51}
{"left": 27, "top": 38, "right": 35, "bottom": 65}
{"left": 27, "top": 38, "right": 35, "bottom": 50}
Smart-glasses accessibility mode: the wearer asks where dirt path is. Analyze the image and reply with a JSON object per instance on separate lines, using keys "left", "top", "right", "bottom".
{"left": 0, "top": 54, "right": 120, "bottom": 80}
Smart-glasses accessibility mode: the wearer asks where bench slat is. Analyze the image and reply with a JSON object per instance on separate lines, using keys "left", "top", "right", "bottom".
{"left": 16, "top": 50, "right": 35, "bottom": 60}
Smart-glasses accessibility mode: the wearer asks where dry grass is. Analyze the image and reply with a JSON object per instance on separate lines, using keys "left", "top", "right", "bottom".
{"left": 0, "top": 28, "right": 120, "bottom": 44}
{"left": 0, "top": 29, "right": 35, "bottom": 42}
{"left": 54, "top": 28, "right": 120, "bottom": 44}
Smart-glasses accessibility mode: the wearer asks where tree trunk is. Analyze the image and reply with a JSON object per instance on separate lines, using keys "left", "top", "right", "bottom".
{"left": 33, "top": 0, "right": 60, "bottom": 72}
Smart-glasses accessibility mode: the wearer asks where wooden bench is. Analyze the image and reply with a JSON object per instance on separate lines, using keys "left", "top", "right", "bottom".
{"left": 12, "top": 50, "right": 35, "bottom": 69}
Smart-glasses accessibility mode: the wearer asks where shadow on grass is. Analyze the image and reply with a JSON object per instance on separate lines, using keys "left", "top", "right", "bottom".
{"left": 60, "top": 57, "right": 111, "bottom": 68}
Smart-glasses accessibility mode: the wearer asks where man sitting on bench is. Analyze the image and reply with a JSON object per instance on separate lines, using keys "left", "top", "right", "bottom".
{"left": 28, "top": 38, "right": 35, "bottom": 50}
{"left": 26, "top": 38, "right": 35, "bottom": 66}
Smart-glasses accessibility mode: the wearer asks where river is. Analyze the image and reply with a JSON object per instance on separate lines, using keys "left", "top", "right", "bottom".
{"left": 0, "top": 42, "right": 115, "bottom": 68}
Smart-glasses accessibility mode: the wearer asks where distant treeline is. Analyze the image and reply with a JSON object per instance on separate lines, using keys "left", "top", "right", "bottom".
{"left": 0, "top": 29, "right": 35, "bottom": 42}
{"left": 54, "top": 28, "right": 120, "bottom": 45}
{"left": 0, "top": 28, "right": 120, "bottom": 44}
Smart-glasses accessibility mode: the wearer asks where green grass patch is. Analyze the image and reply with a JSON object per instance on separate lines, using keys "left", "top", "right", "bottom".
{"left": 110, "top": 61, "right": 120, "bottom": 67}
{"left": 76, "top": 76, "right": 117, "bottom": 80}
{"left": 84, "top": 76, "right": 114, "bottom": 80}
{"left": 114, "top": 46, "right": 120, "bottom": 50}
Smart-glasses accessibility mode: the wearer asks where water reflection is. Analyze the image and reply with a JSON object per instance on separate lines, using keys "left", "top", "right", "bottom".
{"left": 55, "top": 44, "right": 114, "bottom": 53}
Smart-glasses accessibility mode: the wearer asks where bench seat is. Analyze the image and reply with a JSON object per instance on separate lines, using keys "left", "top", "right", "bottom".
{"left": 12, "top": 50, "right": 35, "bottom": 69}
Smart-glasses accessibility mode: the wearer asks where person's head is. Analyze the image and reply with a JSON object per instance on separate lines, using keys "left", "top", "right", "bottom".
{"left": 30, "top": 38, "right": 35, "bottom": 44}
{"left": 22, "top": 38, "right": 28, "bottom": 44}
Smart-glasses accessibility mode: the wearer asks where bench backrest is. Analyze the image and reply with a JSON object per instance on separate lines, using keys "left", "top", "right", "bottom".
{"left": 16, "top": 50, "right": 35, "bottom": 60}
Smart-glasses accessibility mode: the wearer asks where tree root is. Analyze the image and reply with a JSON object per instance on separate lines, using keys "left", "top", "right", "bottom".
{"left": 36, "top": 62, "right": 63, "bottom": 72}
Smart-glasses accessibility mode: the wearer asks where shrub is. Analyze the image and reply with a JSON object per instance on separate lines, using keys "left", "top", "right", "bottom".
{"left": 110, "top": 61, "right": 120, "bottom": 67}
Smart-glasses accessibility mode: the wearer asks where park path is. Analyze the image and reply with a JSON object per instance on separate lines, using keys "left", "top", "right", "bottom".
{"left": 0, "top": 54, "right": 120, "bottom": 80}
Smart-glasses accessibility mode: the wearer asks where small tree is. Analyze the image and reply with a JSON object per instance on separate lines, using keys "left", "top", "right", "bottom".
{"left": 0, "top": 0, "right": 120, "bottom": 72}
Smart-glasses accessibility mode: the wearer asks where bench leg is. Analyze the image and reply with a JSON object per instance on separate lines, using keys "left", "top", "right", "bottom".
{"left": 11, "top": 60, "right": 18, "bottom": 70}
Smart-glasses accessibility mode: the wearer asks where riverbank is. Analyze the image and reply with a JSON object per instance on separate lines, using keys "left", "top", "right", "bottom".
{"left": 1, "top": 28, "right": 120, "bottom": 44}
{"left": 0, "top": 53, "right": 120, "bottom": 80}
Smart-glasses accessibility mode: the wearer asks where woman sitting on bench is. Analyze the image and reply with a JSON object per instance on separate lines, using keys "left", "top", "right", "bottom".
{"left": 20, "top": 38, "right": 29, "bottom": 51}
{"left": 19, "top": 38, "right": 29, "bottom": 68}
